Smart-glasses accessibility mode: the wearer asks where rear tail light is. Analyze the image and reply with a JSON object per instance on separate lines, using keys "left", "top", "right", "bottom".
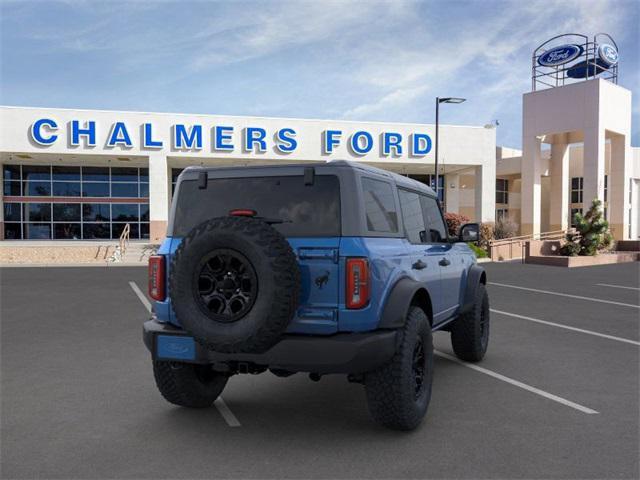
{"left": 346, "top": 258, "right": 369, "bottom": 309}
{"left": 229, "top": 209, "right": 257, "bottom": 217}
{"left": 148, "top": 255, "right": 166, "bottom": 301}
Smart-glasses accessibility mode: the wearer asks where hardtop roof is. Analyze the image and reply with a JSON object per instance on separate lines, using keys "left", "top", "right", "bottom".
{"left": 182, "top": 160, "right": 436, "bottom": 197}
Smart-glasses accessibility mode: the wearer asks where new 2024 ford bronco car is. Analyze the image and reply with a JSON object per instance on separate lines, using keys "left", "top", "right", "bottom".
{"left": 143, "top": 160, "right": 489, "bottom": 430}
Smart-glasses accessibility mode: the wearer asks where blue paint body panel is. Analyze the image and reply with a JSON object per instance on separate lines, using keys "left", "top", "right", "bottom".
{"left": 154, "top": 234, "right": 475, "bottom": 333}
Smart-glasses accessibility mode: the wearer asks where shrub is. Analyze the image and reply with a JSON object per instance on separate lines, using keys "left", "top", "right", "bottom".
{"left": 479, "top": 222, "right": 495, "bottom": 250}
{"left": 560, "top": 199, "right": 614, "bottom": 256}
{"left": 467, "top": 242, "right": 488, "bottom": 258}
{"left": 444, "top": 212, "right": 470, "bottom": 237}
{"left": 494, "top": 217, "right": 518, "bottom": 240}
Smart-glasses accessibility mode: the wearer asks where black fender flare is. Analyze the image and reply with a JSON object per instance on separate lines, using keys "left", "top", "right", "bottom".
{"left": 459, "top": 264, "right": 487, "bottom": 314}
{"left": 378, "top": 277, "right": 432, "bottom": 329}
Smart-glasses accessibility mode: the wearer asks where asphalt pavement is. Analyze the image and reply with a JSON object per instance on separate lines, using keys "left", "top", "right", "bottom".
{"left": 1, "top": 261, "right": 638, "bottom": 479}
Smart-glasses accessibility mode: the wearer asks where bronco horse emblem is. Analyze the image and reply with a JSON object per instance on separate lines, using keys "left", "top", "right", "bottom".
{"left": 315, "top": 271, "right": 330, "bottom": 289}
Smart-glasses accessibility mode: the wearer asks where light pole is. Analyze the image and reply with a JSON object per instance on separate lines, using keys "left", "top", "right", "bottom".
{"left": 435, "top": 97, "right": 466, "bottom": 205}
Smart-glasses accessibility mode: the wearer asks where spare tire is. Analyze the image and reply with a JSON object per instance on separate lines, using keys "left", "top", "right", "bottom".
{"left": 169, "top": 216, "right": 300, "bottom": 353}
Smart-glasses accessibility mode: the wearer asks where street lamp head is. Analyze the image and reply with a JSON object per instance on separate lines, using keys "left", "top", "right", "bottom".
{"left": 438, "top": 97, "right": 466, "bottom": 104}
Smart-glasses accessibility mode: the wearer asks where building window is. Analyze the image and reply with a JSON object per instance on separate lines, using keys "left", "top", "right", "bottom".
{"left": 496, "top": 179, "right": 508, "bottom": 204}
{"left": 570, "top": 208, "right": 582, "bottom": 228}
{"left": 496, "top": 208, "right": 508, "bottom": 221}
{"left": 171, "top": 168, "right": 185, "bottom": 196}
{"left": 604, "top": 175, "right": 608, "bottom": 203}
{"left": 406, "top": 174, "right": 445, "bottom": 203}
{"left": 571, "top": 177, "right": 583, "bottom": 204}
{"left": 2, "top": 164, "right": 149, "bottom": 240}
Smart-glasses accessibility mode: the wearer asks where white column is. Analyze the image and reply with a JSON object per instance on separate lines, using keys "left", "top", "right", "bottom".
{"left": 148, "top": 153, "right": 169, "bottom": 243}
{"left": 0, "top": 165, "right": 4, "bottom": 240}
{"left": 549, "top": 136, "right": 569, "bottom": 231}
{"left": 582, "top": 126, "right": 606, "bottom": 209}
{"left": 474, "top": 162, "right": 495, "bottom": 223}
{"left": 445, "top": 173, "right": 460, "bottom": 214}
{"left": 609, "top": 134, "right": 631, "bottom": 240}
{"left": 521, "top": 135, "right": 542, "bottom": 236}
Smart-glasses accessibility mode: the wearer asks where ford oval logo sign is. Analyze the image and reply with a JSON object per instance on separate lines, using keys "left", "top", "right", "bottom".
{"left": 538, "top": 44, "right": 583, "bottom": 67}
{"left": 167, "top": 343, "right": 190, "bottom": 355}
{"left": 598, "top": 44, "right": 618, "bottom": 67}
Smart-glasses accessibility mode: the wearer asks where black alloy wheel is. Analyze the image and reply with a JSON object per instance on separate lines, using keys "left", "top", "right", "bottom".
{"left": 194, "top": 249, "right": 258, "bottom": 323}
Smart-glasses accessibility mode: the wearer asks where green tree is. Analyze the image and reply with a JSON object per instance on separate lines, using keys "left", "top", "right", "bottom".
{"left": 560, "top": 199, "right": 613, "bottom": 256}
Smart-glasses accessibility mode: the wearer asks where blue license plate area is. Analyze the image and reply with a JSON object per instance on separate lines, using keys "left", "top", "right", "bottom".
{"left": 156, "top": 335, "right": 196, "bottom": 361}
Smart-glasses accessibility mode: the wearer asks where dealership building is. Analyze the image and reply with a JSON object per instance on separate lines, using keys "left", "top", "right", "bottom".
{"left": 0, "top": 34, "right": 638, "bottom": 243}
{"left": 0, "top": 107, "right": 498, "bottom": 242}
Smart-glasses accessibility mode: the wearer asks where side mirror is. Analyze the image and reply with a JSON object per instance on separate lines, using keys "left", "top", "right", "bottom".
{"left": 459, "top": 223, "right": 480, "bottom": 243}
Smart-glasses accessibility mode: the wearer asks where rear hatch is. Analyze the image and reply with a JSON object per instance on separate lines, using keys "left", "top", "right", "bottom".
{"left": 167, "top": 172, "right": 342, "bottom": 334}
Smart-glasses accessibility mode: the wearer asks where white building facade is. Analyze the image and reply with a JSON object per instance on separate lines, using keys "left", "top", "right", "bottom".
{"left": 0, "top": 106, "right": 497, "bottom": 242}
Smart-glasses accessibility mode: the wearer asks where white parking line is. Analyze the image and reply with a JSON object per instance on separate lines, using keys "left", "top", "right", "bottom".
{"left": 215, "top": 398, "right": 242, "bottom": 427}
{"left": 596, "top": 283, "right": 640, "bottom": 291}
{"left": 129, "top": 281, "right": 152, "bottom": 312}
{"left": 491, "top": 309, "right": 640, "bottom": 346}
{"left": 489, "top": 282, "right": 640, "bottom": 309}
{"left": 129, "top": 281, "right": 241, "bottom": 427}
{"left": 435, "top": 351, "right": 599, "bottom": 415}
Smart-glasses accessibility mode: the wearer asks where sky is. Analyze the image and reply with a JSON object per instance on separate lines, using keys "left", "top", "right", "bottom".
{"left": 1, "top": 0, "right": 638, "bottom": 149}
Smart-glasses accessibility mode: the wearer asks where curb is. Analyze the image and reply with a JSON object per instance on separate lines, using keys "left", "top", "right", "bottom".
{"left": 0, "top": 263, "right": 147, "bottom": 268}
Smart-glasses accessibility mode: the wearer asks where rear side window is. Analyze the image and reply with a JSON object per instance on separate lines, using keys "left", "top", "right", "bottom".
{"left": 361, "top": 177, "right": 398, "bottom": 233}
{"left": 420, "top": 196, "right": 448, "bottom": 243}
{"left": 173, "top": 175, "right": 340, "bottom": 237}
{"left": 398, "top": 189, "right": 427, "bottom": 244}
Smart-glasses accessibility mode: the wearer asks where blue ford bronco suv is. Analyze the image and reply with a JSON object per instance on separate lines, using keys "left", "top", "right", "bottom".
{"left": 143, "top": 161, "right": 489, "bottom": 430}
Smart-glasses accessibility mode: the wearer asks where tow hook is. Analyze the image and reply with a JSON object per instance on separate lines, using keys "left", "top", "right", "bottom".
{"left": 309, "top": 372, "right": 322, "bottom": 382}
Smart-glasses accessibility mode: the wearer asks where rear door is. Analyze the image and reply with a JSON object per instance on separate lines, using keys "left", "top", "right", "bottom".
{"left": 171, "top": 172, "right": 342, "bottom": 334}
{"left": 397, "top": 189, "right": 445, "bottom": 322}
{"left": 287, "top": 236, "right": 340, "bottom": 334}
{"left": 420, "top": 195, "right": 460, "bottom": 320}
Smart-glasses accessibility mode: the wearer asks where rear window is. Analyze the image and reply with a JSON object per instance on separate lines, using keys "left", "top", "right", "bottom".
{"left": 173, "top": 175, "right": 341, "bottom": 237}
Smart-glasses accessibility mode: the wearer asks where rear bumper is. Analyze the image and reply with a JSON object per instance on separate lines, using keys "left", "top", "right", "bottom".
{"left": 143, "top": 319, "right": 398, "bottom": 374}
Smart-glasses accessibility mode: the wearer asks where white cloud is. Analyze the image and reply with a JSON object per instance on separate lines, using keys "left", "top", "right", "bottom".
{"left": 338, "top": 0, "right": 633, "bottom": 122}
{"left": 2, "top": 0, "right": 636, "bottom": 147}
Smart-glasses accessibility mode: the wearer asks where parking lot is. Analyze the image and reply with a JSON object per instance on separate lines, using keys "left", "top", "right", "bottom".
{"left": 1, "top": 261, "right": 638, "bottom": 479}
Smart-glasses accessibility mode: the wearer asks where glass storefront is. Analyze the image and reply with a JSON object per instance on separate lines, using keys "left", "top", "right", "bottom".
{"left": 3, "top": 165, "right": 149, "bottom": 240}
{"left": 171, "top": 168, "right": 184, "bottom": 196}
{"left": 407, "top": 174, "right": 445, "bottom": 202}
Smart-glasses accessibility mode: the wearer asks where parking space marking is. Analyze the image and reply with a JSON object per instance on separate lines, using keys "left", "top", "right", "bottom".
{"left": 129, "top": 281, "right": 152, "bottom": 312}
{"left": 435, "top": 351, "right": 599, "bottom": 414}
{"left": 491, "top": 309, "right": 640, "bottom": 346}
{"left": 489, "top": 282, "right": 640, "bottom": 309}
{"left": 128, "top": 281, "right": 242, "bottom": 427}
{"left": 215, "top": 398, "right": 242, "bottom": 427}
{"left": 596, "top": 283, "right": 640, "bottom": 291}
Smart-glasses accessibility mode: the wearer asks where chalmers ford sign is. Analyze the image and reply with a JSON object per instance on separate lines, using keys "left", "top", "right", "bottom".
{"left": 29, "top": 118, "right": 434, "bottom": 157}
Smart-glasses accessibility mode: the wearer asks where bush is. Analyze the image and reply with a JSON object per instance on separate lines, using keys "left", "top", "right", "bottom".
{"left": 494, "top": 217, "right": 518, "bottom": 240}
{"left": 467, "top": 242, "right": 488, "bottom": 258}
{"left": 479, "top": 222, "right": 495, "bottom": 250}
{"left": 560, "top": 199, "right": 614, "bottom": 256}
{"left": 444, "top": 212, "right": 470, "bottom": 237}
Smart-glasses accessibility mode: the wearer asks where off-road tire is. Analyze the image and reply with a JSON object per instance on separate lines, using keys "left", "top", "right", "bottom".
{"left": 153, "top": 361, "right": 228, "bottom": 408}
{"left": 170, "top": 216, "right": 300, "bottom": 354}
{"left": 450, "top": 283, "right": 489, "bottom": 362}
{"left": 364, "top": 306, "right": 433, "bottom": 431}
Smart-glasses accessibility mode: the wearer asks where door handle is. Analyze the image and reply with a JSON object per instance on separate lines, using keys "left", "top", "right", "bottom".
{"left": 412, "top": 259, "right": 427, "bottom": 270}
{"left": 439, "top": 258, "right": 451, "bottom": 267}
